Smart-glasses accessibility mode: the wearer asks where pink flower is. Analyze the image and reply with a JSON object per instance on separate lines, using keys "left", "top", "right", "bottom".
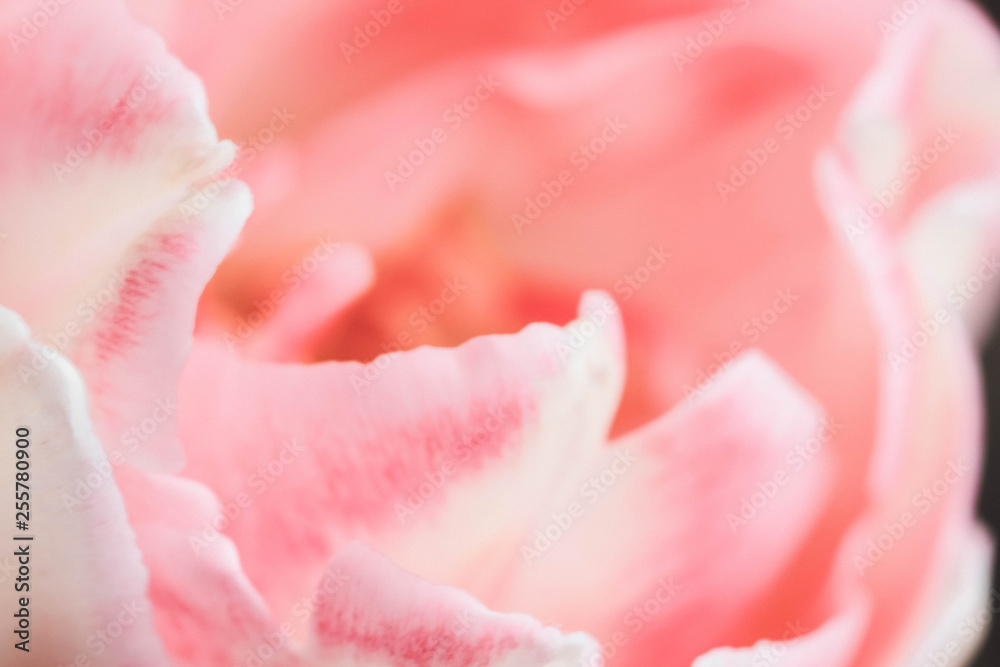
{"left": 3, "top": 0, "right": 1000, "bottom": 665}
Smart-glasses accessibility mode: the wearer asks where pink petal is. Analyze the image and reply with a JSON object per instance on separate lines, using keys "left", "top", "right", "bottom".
{"left": 897, "top": 526, "right": 993, "bottom": 667}
{"left": 305, "top": 542, "right": 600, "bottom": 666}
{"left": 169, "top": 7, "right": 925, "bottom": 654}
{"left": 492, "top": 351, "right": 835, "bottom": 666}
{"left": 837, "top": 0, "right": 1000, "bottom": 339}
{"left": 0, "top": 308, "right": 169, "bottom": 665}
{"left": 176, "top": 291, "right": 624, "bottom": 630}
{"left": 1, "top": 0, "right": 234, "bottom": 329}
{"left": 126, "top": 0, "right": 724, "bottom": 143}
{"left": 211, "top": 241, "right": 375, "bottom": 363}
{"left": 0, "top": 0, "right": 253, "bottom": 471}
{"left": 114, "top": 0, "right": 1000, "bottom": 661}
{"left": 114, "top": 469, "right": 298, "bottom": 666}
{"left": 73, "top": 181, "right": 250, "bottom": 472}
{"left": 183, "top": 0, "right": 898, "bottom": 474}
{"left": 690, "top": 597, "right": 870, "bottom": 667}
{"left": 815, "top": 148, "right": 989, "bottom": 666}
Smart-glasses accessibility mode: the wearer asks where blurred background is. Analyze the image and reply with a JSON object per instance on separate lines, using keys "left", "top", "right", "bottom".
{"left": 975, "top": 331, "right": 1000, "bottom": 662}
{"left": 971, "top": 6, "right": 1000, "bottom": 667}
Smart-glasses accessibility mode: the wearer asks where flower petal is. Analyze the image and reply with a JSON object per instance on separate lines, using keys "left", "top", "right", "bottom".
{"left": 214, "top": 241, "right": 375, "bottom": 363}
{"left": 690, "top": 596, "right": 870, "bottom": 667}
{"left": 304, "top": 542, "right": 600, "bottom": 666}
{"left": 187, "top": 0, "right": 895, "bottom": 488}
{"left": 0, "top": 0, "right": 253, "bottom": 472}
{"left": 836, "top": 0, "right": 1000, "bottom": 339}
{"left": 493, "top": 350, "right": 835, "bottom": 666}
{"left": 0, "top": 0, "right": 234, "bottom": 331}
{"left": 73, "top": 180, "right": 250, "bottom": 472}
{"left": 815, "top": 147, "right": 990, "bottom": 667}
{"left": 114, "top": 468, "right": 298, "bottom": 666}
{"left": 897, "top": 525, "right": 993, "bottom": 667}
{"left": 126, "top": 0, "right": 724, "bottom": 143}
{"left": 0, "top": 308, "right": 169, "bottom": 665}
{"left": 176, "top": 291, "right": 624, "bottom": 629}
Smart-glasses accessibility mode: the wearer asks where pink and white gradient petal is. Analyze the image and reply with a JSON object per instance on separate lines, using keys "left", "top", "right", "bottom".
{"left": 176, "top": 291, "right": 624, "bottom": 633}
{"left": 0, "top": 309, "right": 169, "bottom": 666}
{"left": 0, "top": 0, "right": 253, "bottom": 472}
{"left": 303, "top": 542, "right": 600, "bottom": 667}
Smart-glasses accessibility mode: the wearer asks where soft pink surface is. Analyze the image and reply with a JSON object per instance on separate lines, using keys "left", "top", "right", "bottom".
{"left": 1, "top": 0, "right": 1000, "bottom": 664}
